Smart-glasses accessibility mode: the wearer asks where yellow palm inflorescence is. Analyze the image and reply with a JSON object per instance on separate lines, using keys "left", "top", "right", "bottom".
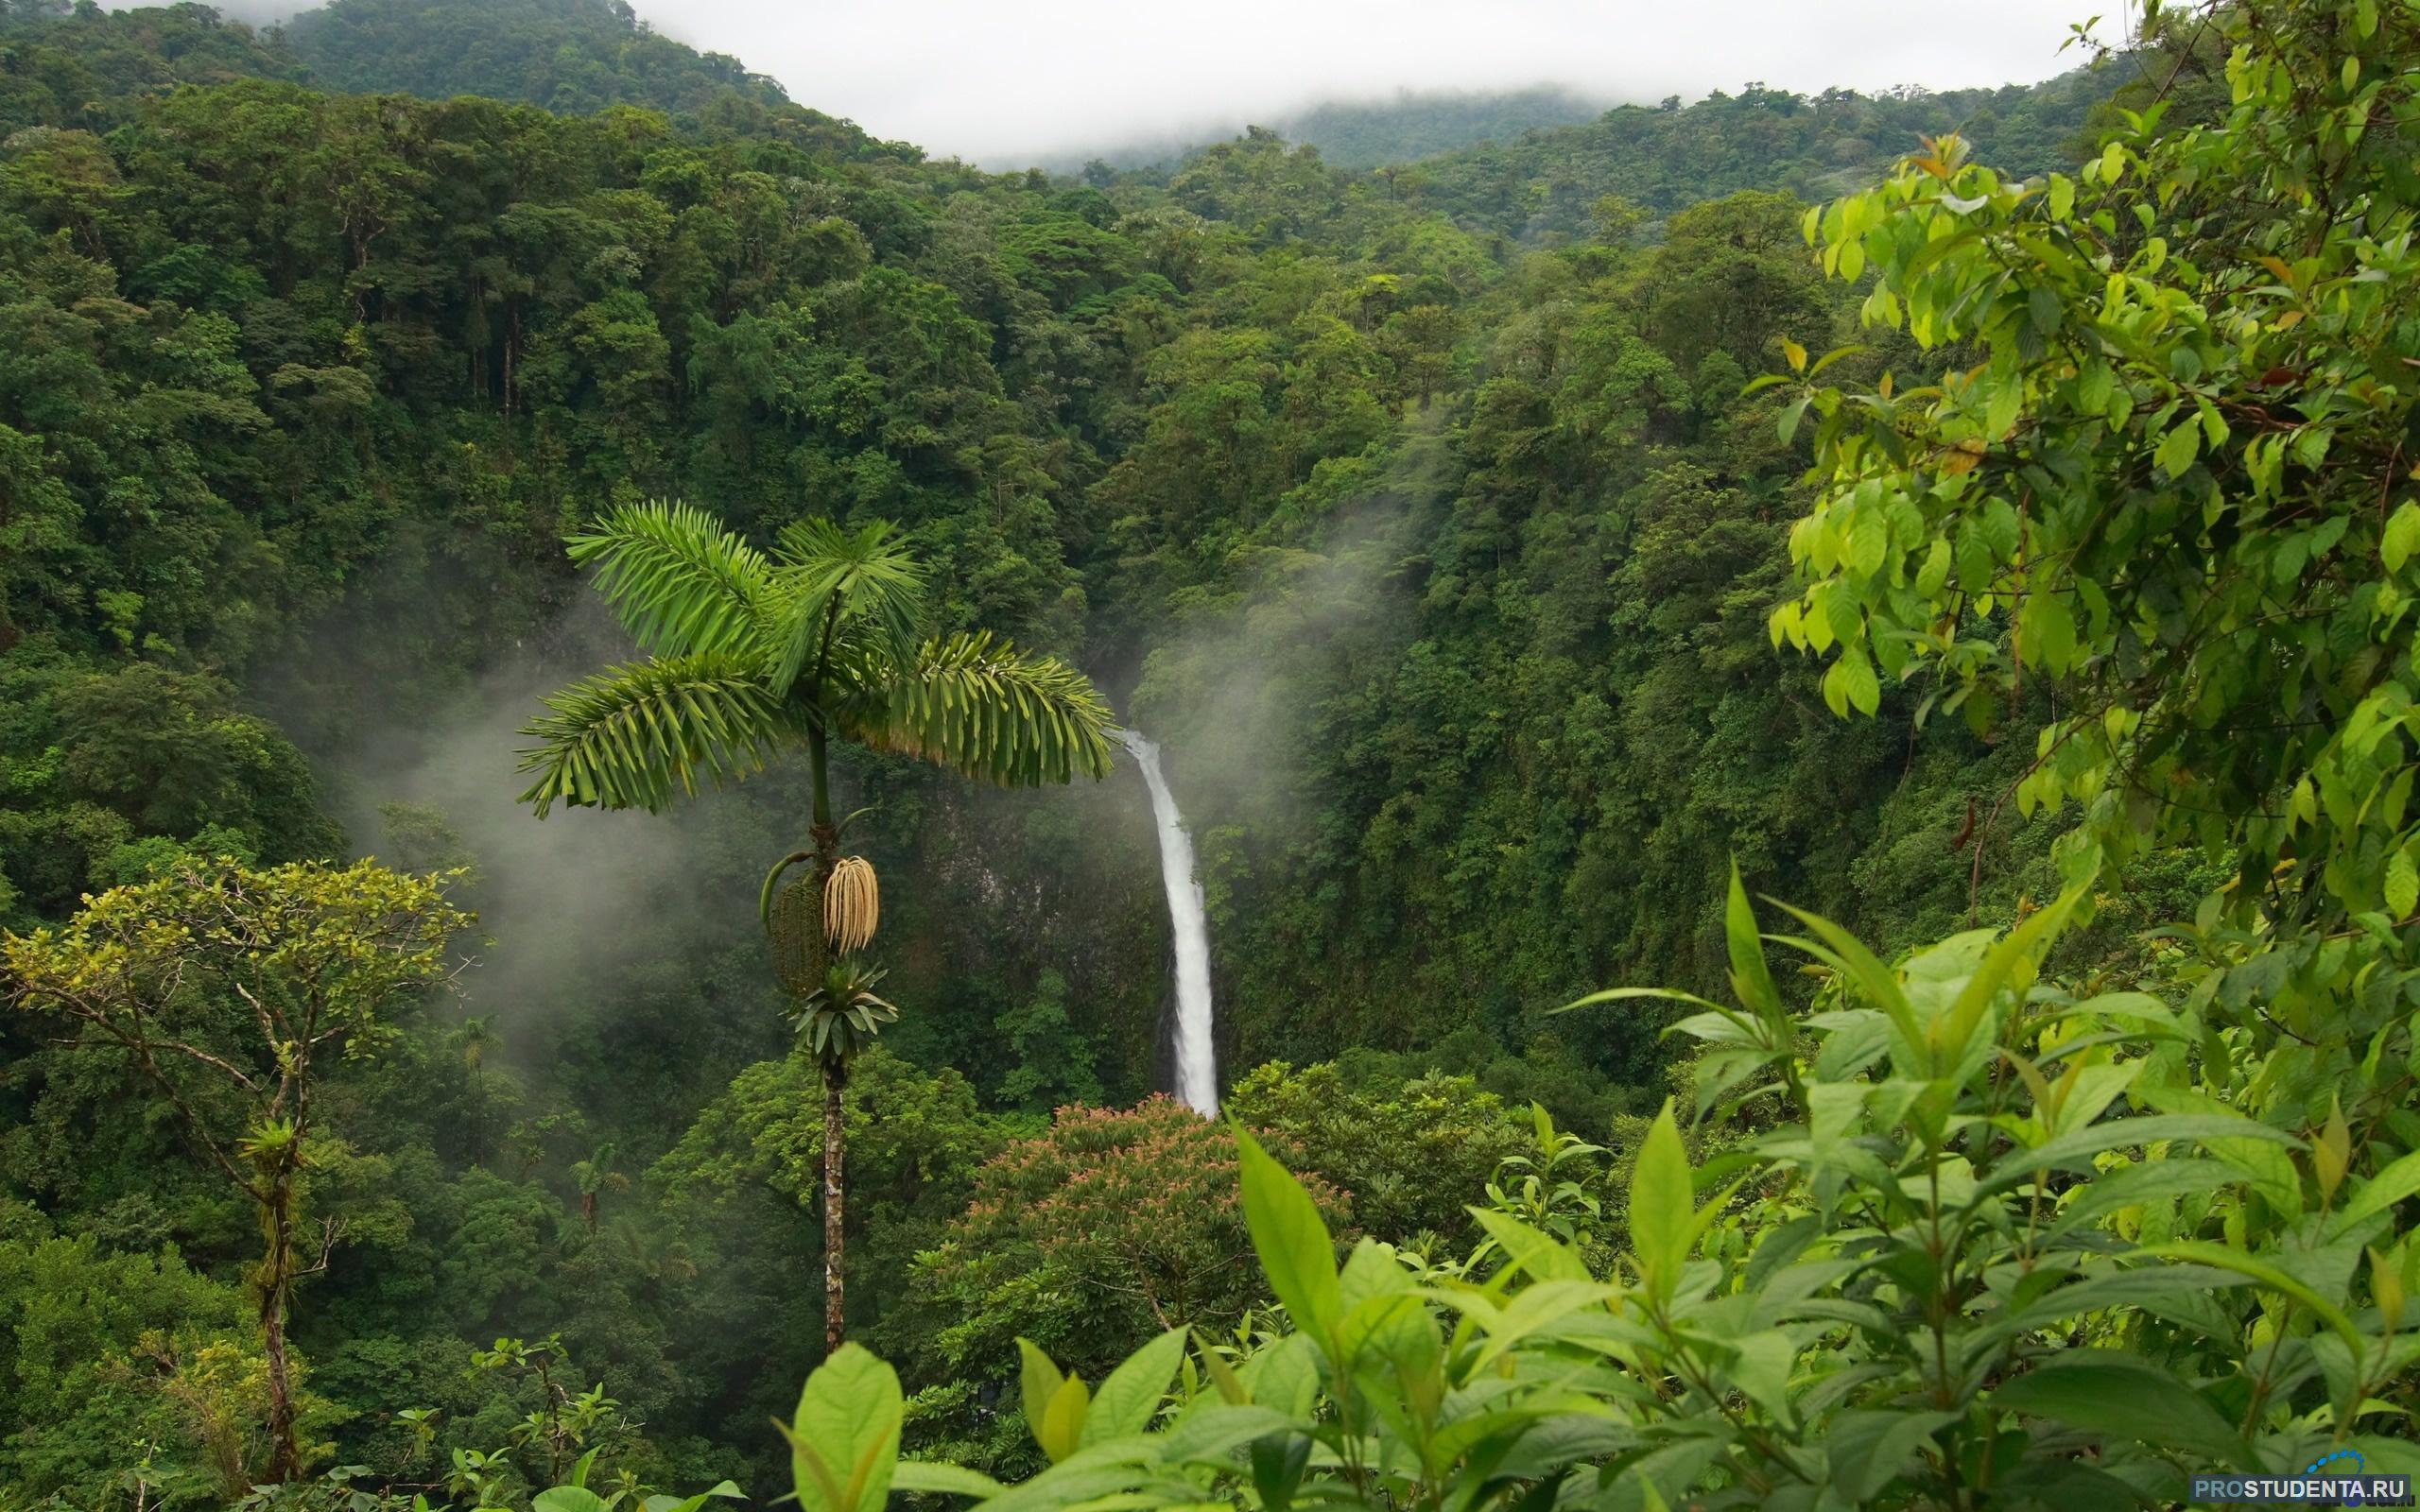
{"left": 823, "top": 856, "right": 879, "bottom": 955}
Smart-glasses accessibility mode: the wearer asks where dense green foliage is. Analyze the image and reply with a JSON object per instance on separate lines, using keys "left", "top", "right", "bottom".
{"left": 1262, "top": 87, "right": 1612, "bottom": 172}
{"left": 853, "top": 872, "right": 2420, "bottom": 1510}
{"left": 1393, "top": 70, "right": 2118, "bottom": 240}
{"left": 0, "top": 1, "right": 308, "bottom": 129}
{"left": 4, "top": 0, "right": 2414, "bottom": 1505}
{"left": 283, "top": 0, "right": 788, "bottom": 119}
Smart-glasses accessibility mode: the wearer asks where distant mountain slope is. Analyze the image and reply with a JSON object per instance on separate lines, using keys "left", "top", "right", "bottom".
{"left": 281, "top": 0, "right": 787, "bottom": 116}
{"left": 0, "top": 0, "right": 899, "bottom": 161}
{"left": 1390, "top": 68, "right": 2117, "bottom": 242}
{"left": 1272, "top": 86, "right": 1611, "bottom": 170}
{"left": 0, "top": 1, "right": 306, "bottom": 127}
{"left": 1029, "top": 85, "right": 1613, "bottom": 175}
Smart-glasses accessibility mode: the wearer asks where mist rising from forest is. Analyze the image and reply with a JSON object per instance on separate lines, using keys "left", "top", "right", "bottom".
{"left": 262, "top": 592, "right": 786, "bottom": 1059}
{"left": 351, "top": 629, "right": 714, "bottom": 1038}
{"left": 1137, "top": 417, "right": 1450, "bottom": 847}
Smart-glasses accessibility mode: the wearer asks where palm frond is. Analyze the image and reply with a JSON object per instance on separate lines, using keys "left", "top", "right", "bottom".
{"left": 570, "top": 500, "right": 777, "bottom": 662}
{"left": 764, "top": 518, "right": 928, "bottom": 694}
{"left": 839, "top": 630, "right": 1115, "bottom": 787}
{"left": 516, "top": 654, "right": 804, "bottom": 816}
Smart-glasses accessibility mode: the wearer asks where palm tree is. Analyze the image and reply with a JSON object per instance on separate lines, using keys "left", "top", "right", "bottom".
{"left": 517, "top": 500, "right": 1114, "bottom": 1351}
{"left": 786, "top": 958, "right": 898, "bottom": 1322}
{"left": 570, "top": 1141, "right": 629, "bottom": 1233}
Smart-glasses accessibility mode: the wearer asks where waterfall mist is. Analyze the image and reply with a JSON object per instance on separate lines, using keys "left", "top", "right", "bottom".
{"left": 1116, "top": 729, "right": 1218, "bottom": 1116}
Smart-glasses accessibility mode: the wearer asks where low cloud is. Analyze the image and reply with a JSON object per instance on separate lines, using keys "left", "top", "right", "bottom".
{"left": 641, "top": 0, "right": 2100, "bottom": 165}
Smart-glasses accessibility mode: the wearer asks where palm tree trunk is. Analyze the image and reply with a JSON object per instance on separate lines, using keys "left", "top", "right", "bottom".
{"left": 822, "top": 1057, "right": 847, "bottom": 1353}
{"left": 806, "top": 727, "right": 849, "bottom": 1352}
{"left": 260, "top": 1172, "right": 302, "bottom": 1481}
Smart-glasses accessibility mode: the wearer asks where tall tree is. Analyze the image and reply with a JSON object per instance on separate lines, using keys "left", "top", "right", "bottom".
{"left": 2, "top": 856, "right": 471, "bottom": 1482}
{"left": 516, "top": 501, "right": 1115, "bottom": 1351}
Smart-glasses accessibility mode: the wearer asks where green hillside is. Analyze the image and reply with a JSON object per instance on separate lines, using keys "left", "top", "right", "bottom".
{"left": 0, "top": 0, "right": 2409, "bottom": 1508}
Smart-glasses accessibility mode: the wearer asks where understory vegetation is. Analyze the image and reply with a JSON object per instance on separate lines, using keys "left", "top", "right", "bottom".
{"left": 0, "top": 0, "right": 2414, "bottom": 1504}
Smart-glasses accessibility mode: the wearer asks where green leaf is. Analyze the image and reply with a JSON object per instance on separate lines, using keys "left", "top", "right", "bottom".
{"left": 1779, "top": 394, "right": 1810, "bottom": 443}
{"left": 890, "top": 1464, "right": 1007, "bottom": 1500}
{"left": 786, "top": 1344, "right": 903, "bottom": 1512}
{"left": 2139, "top": 1241, "right": 2364, "bottom": 1349}
{"left": 1848, "top": 507, "right": 1890, "bottom": 576}
{"left": 1235, "top": 1125, "right": 1340, "bottom": 1338}
{"left": 1770, "top": 903, "right": 1926, "bottom": 1067}
{"left": 1156, "top": 1404, "right": 1301, "bottom": 1468}
{"left": 2382, "top": 504, "right": 2420, "bottom": 573}
{"left": 2022, "top": 591, "right": 2077, "bottom": 675}
{"left": 2154, "top": 421, "right": 2202, "bottom": 478}
{"left": 1978, "top": 1112, "right": 2303, "bottom": 1196}
{"left": 1629, "top": 1102, "right": 1693, "bottom": 1299}
{"left": 1036, "top": 1373, "right": 1089, "bottom": 1464}
{"left": 1016, "top": 1339, "right": 1065, "bottom": 1443}
{"left": 1826, "top": 1409, "right": 1955, "bottom": 1502}
{"left": 2333, "top": 1148, "right": 2420, "bottom": 1237}
{"left": 1080, "top": 1329, "right": 1186, "bottom": 1446}
{"left": 534, "top": 1491, "right": 611, "bottom": 1512}
{"left": 2388, "top": 847, "right": 2418, "bottom": 918}
{"left": 1723, "top": 861, "right": 1783, "bottom": 1029}
{"left": 641, "top": 1484, "right": 747, "bottom": 1512}
{"left": 1471, "top": 1208, "right": 1592, "bottom": 1283}
{"left": 1993, "top": 1353, "right": 2244, "bottom": 1463}
{"left": 1937, "top": 877, "right": 2088, "bottom": 1076}
{"left": 1847, "top": 648, "right": 1881, "bottom": 714}
{"left": 1915, "top": 537, "right": 1952, "bottom": 595}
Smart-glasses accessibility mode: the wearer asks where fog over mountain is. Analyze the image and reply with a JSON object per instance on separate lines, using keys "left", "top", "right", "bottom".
{"left": 631, "top": 0, "right": 2099, "bottom": 163}
{"left": 112, "top": 0, "right": 2102, "bottom": 163}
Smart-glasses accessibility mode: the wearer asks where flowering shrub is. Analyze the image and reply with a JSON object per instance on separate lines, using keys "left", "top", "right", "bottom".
{"left": 914, "top": 1098, "right": 1344, "bottom": 1391}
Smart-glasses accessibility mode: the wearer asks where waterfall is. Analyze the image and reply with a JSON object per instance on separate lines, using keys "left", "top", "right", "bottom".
{"left": 1116, "top": 729, "right": 1218, "bottom": 1117}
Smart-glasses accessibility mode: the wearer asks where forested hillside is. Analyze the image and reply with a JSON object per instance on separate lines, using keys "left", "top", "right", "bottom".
{"left": 1046, "top": 85, "right": 1615, "bottom": 174}
{"left": 281, "top": 0, "right": 790, "bottom": 117}
{"left": 5, "top": 0, "right": 2414, "bottom": 1507}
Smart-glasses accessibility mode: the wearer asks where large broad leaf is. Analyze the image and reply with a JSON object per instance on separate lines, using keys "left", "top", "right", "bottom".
{"left": 1975, "top": 1113, "right": 2303, "bottom": 1197}
{"left": 533, "top": 1491, "right": 611, "bottom": 1512}
{"left": 1155, "top": 1404, "right": 1305, "bottom": 1468}
{"left": 1628, "top": 1103, "right": 1693, "bottom": 1300}
{"left": 786, "top": 1344, "right": 903, "bottom": 1512}
{"left": 1471, "top": 1208, "right": 1592, "bottom": 1284}
{"left": 1081, "top": 1328, "right": 1186, "bottom": 1446}
{"left": 1017, "top": 1339, "right": 1089, "bottom": 1462}
{"left": 1724, "top": 860, "right": 1784, "bottom": 1030}
{"left": 641, "top": 1484, "right": 746, "bottom": 1512}
{"left": 1769, "top": 903, "right": 1927, "bottom": 1069}
{"left": 1825, "top": 1408, "right": 1955, "bottom": 1503}
{"left": 2139, "top": 1241, "right": 2365, "bottom": 1349}
{"left": 2043, "top": 1157, "right": 2236, "bottom": 1240}
{"left": 1937, "top": 876, "right": 2089, "bottom": 1070}
{"left": 890, "top": 1464, "right": 1006, "bottom": 1500}
{"left": 2332, "top": 1148, "right": 2420, "bottom": 1237}
{"left": 1238, "top": 1332, "right": 1321, "bottom": 1418}
{"left": 1993, "top": 1353, "right": 2245, "bottom": 1463}
{"left": 1017, "top": 1339, "right": 1065, "bottom": 1441}
{"left": 1236, "top": 1125, "right": 1340, "bottom": 1338}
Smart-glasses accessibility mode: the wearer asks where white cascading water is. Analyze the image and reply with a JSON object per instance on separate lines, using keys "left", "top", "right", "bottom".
{"left": 1115, "top": 729, "right": 1218, "bottom": 1116}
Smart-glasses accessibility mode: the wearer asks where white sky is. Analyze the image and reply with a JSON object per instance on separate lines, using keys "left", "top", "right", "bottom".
{"left": 639, "top": 0, "right": 2106, "bottom": 165}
